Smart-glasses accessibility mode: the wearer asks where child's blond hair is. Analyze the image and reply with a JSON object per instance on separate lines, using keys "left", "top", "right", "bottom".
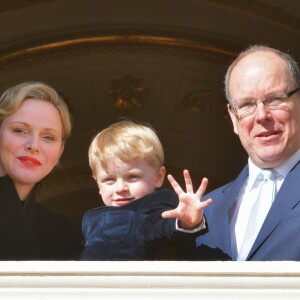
{"left": 89, "top": 120, "right": 164, "bottom": 177}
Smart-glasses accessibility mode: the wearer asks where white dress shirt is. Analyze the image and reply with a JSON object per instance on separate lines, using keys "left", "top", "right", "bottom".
{"left": 229, "top": 148, "right": 300, "bottom": 258}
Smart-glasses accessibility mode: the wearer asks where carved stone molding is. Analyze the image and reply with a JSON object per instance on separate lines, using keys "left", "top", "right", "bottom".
{"left": 0, "top": 36, "right": 237, "bottom": 75}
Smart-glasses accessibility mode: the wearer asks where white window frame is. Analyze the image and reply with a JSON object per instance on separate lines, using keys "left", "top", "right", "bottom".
{"left": 0, "top": 261, "right": 299, "bottom": 299}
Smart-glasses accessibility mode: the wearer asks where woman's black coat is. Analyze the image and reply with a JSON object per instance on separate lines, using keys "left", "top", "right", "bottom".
{"left": 0, "top": 176, "right": 82, "bottom": 260}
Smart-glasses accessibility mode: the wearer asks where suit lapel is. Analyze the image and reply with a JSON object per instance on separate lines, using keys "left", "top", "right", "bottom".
{"left": 248, "top": 160, "right": 300, "bottom": 259}
{"left": 210, "top": 166, "right": 249, "bottom": 259}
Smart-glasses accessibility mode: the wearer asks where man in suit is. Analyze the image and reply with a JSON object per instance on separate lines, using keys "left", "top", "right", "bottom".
{"left": 164, "top": 45, "right": 300, "bottom": 261}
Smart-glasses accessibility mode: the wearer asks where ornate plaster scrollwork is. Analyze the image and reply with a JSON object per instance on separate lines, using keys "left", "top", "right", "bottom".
{"left": 178, "top": 90, "right": 219, "bottom": 115}
{"left": 109, "top": 75, "right": 146, "bottom": 111}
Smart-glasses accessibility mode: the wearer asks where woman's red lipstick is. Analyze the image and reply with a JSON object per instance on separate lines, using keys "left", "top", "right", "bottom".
{"left": 18, "top": 156, "right": 41, "bottom": 167}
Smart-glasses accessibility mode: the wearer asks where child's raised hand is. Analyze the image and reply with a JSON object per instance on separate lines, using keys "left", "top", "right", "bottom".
{"left": 162, "top": 169, "right": 212, "bottom": 230}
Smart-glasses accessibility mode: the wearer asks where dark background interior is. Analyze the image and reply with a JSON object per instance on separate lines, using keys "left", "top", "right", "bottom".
{"left": 0, "top": 0, "right": 299, "bottom": 221}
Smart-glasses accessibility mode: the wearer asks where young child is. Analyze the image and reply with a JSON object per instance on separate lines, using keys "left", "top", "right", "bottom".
{"left": 80, "top": 120, "right": 211, "bottom": 260}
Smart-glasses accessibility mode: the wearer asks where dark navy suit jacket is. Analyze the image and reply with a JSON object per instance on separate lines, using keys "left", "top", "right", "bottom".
{"left": 194, "top": 160, "right": 300, "bottom": 261}
{"left": 80, "top": 189, "right": 201, "bottom": 260}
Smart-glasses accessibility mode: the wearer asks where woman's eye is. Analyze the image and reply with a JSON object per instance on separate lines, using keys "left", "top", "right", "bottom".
{"left": 13, "top": 128, "right": 27, "bottom": 135}
{"left": 43, "top": 135, "right": 55, "bottom": 142}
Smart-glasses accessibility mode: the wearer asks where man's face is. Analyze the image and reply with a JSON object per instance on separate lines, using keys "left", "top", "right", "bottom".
{"left": 228, "top": 52, "right": 300, "bottom": 168}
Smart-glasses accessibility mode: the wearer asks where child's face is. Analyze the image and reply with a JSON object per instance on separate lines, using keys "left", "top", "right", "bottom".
{"left": 95, "top": 157, "right": 165, "bottom": 206}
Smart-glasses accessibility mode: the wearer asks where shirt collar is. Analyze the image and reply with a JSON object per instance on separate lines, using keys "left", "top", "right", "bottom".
{"left": 275, "top": 148, "right": 300, "bottom": 177}
{"left": 248, "top": 159, "right": 263, "bottom": 188}
{"left": 248, "top": 147, "right": 300, "bottom": 180}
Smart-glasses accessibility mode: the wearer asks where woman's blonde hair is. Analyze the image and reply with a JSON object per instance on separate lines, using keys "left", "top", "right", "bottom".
{"left": 89, "top": 120, "right": 164, "bottom": 177}
{"left": 0, "top": 81, "right": 72, "bottom": 141}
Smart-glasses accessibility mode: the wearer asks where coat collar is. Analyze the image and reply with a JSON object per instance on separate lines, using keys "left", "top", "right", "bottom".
{"left": 248, "top": 160, "right": 300, "bottom": 259}
{"left": 209, "top": 165, "right": 249, "bottom": 259}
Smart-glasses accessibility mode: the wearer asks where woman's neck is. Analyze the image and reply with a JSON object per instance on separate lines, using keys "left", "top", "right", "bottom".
{"left": 15, "top": 182, "right": 35, "bottom": 201}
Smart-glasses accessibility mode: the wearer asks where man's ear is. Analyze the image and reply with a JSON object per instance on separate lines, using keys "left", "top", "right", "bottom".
{"left": 228, "top": 104, "right": 239, "bottom": 135}
{"left": 155, "top": 166, "right": 166, "bottom": 188}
